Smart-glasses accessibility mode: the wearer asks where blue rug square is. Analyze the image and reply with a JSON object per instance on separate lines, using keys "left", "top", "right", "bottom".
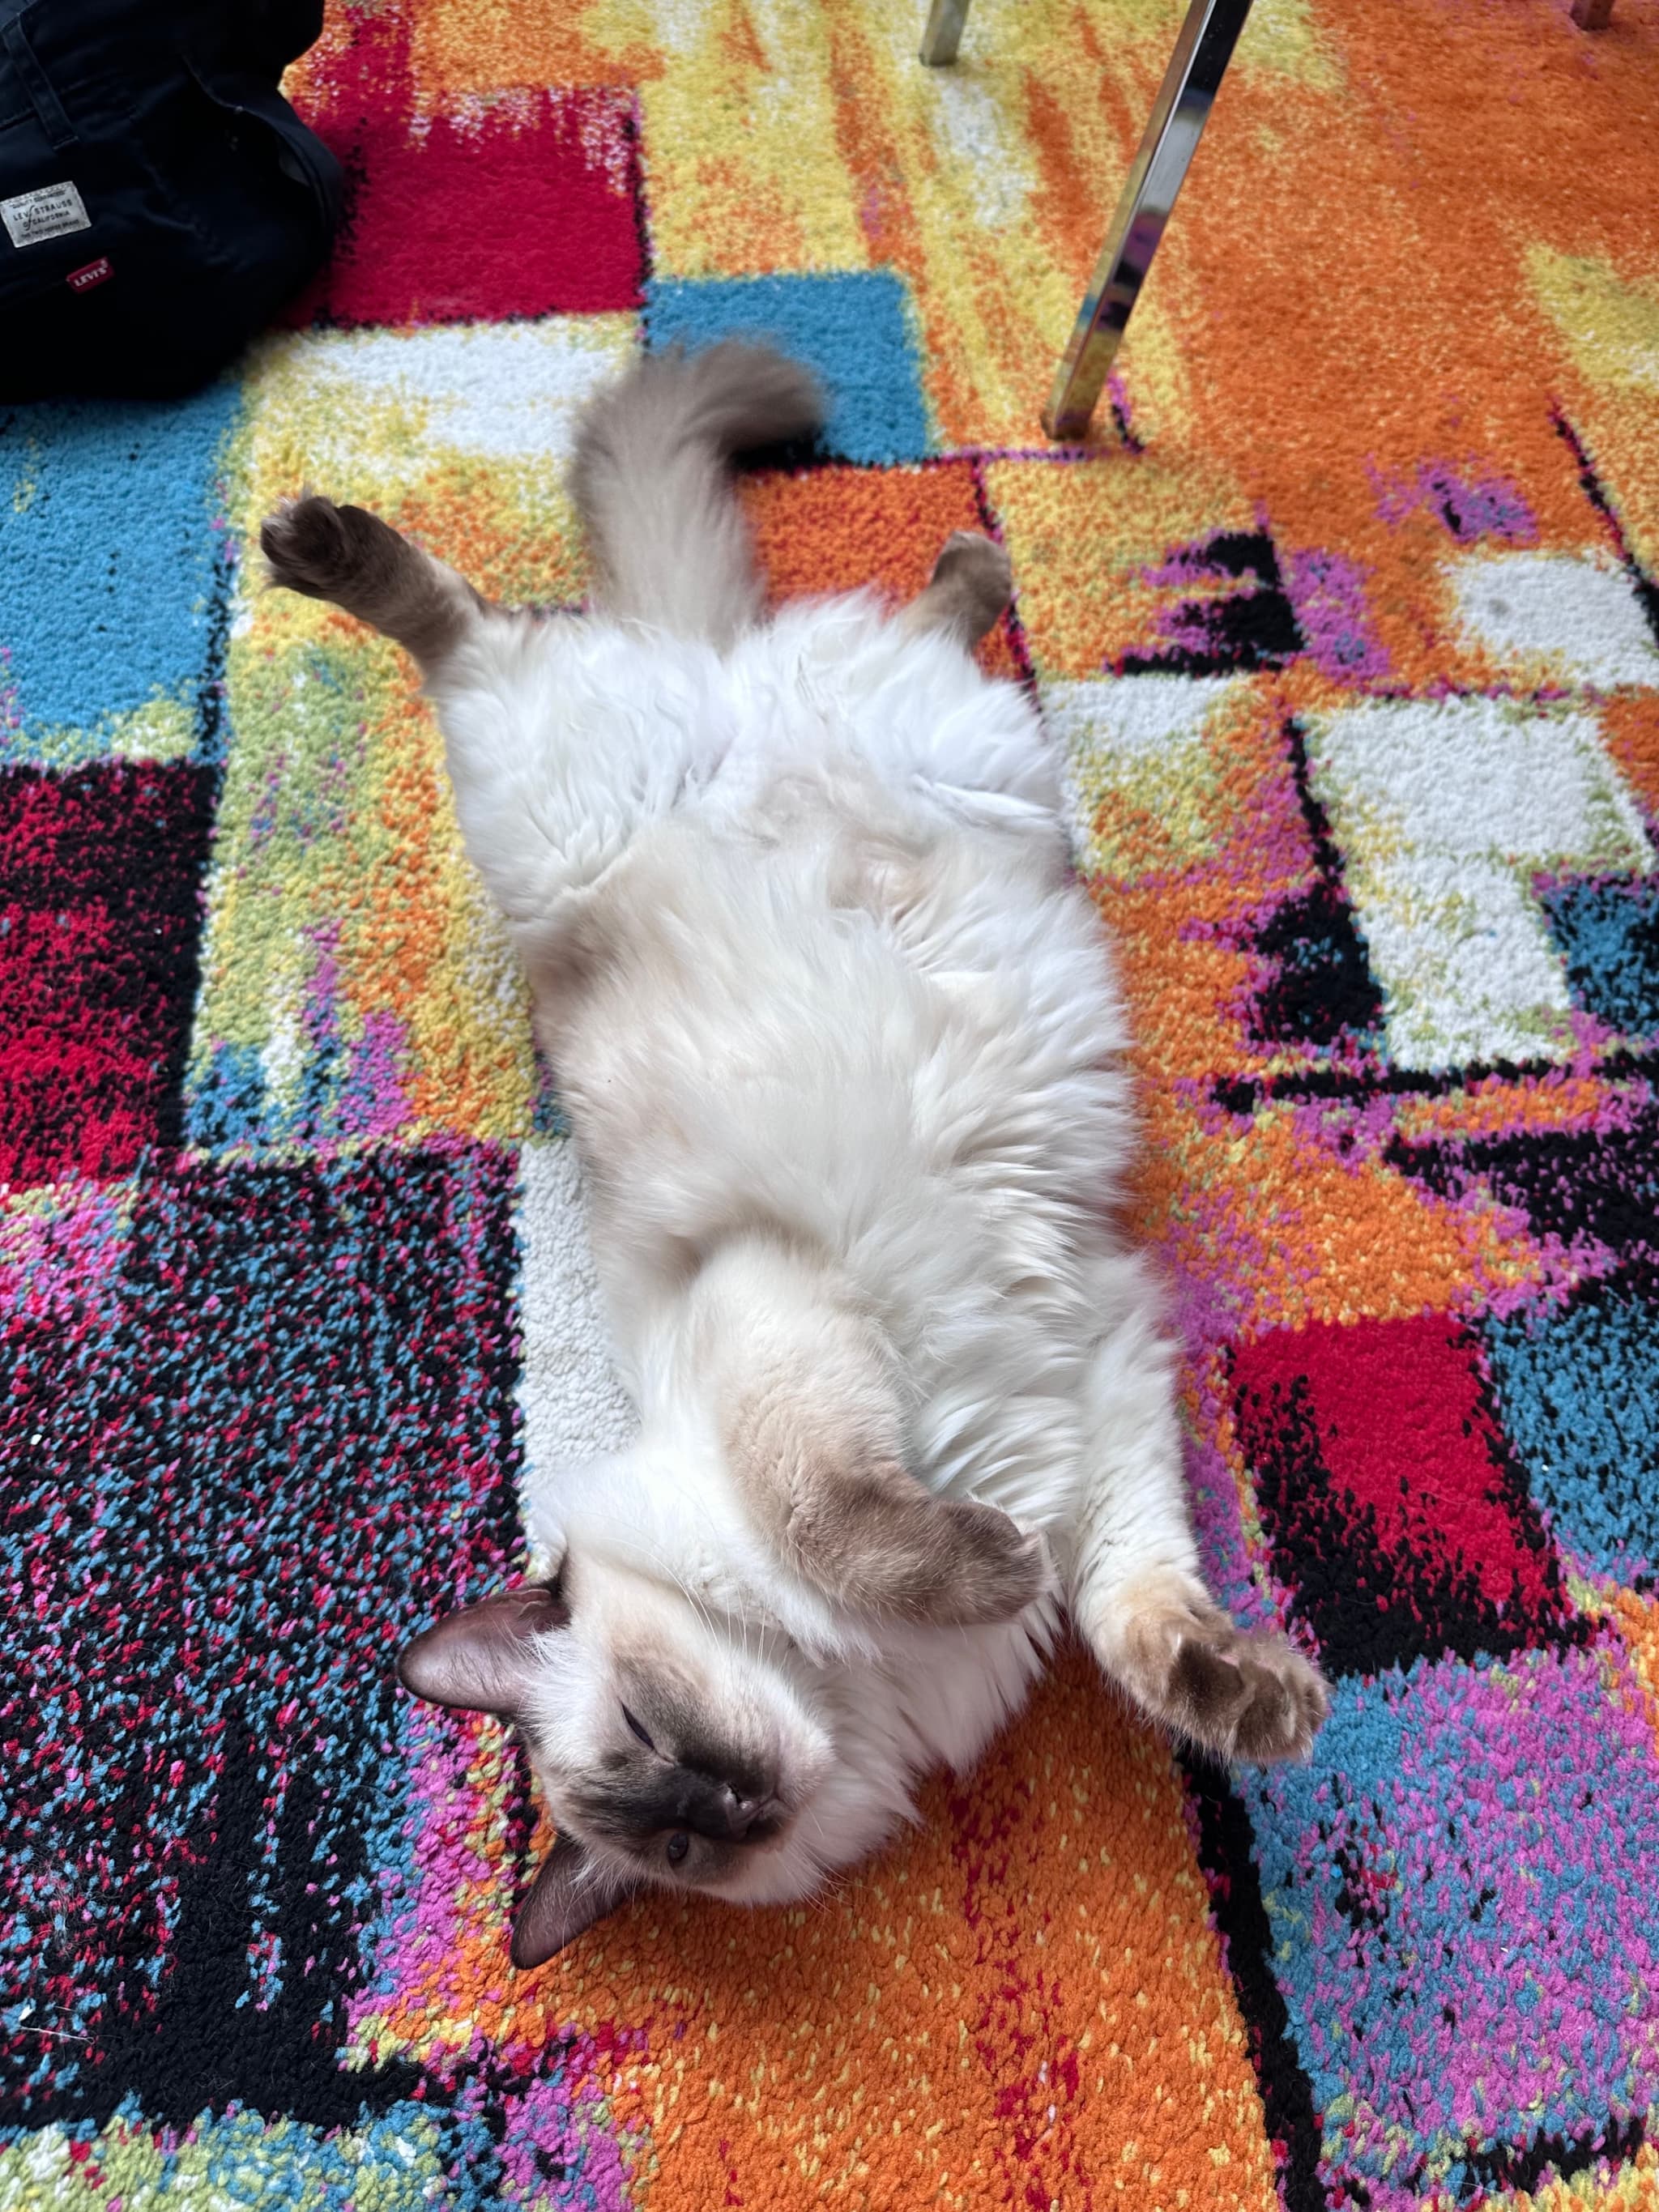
{"left": 0, "top": 383, "right": 239, "bottom": 763}
{"left": 1541, "top": 876, "right": 1659, "bottom": 1043}
{"left": 644, "top": 271, "right": 932, "bottom": 466}
{"left": 1480, "top": 1271, "right": 1659, "bottom": 1584}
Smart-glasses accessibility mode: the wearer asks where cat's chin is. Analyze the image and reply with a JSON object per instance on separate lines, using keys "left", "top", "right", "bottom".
{"left": 555, "top": 1820, "right": 817, "bottom": 1926}
{"left": 552, "top": 1759, "right": 898, "bottom": 1921}
{"left": 697, "top": 1826, "right": 832, "bottom": 1910}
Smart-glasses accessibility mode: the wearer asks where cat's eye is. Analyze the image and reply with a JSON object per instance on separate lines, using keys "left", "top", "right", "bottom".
{"left": 666, "top": 1831, "right": 689, "bottom": 1865}
{"left": 621, "top": 1705, "right": 655, "bottom": 1751}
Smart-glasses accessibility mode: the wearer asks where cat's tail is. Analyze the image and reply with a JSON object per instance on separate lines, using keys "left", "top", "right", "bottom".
{"left": 569, "top": 341, "right": 823, "bottom": 649}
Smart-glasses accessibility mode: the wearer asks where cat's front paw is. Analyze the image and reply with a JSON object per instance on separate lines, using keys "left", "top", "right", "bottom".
{"left": 1110, "top": 1573, "right": 1328, "bottom": 1765}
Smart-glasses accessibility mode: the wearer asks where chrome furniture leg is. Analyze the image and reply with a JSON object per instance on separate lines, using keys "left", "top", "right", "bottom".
{"left": 920, "top": 0, "right": 970, "bottom": 66}
{"left": 1043, "top": 0, "right": 1255, "bottom": 441}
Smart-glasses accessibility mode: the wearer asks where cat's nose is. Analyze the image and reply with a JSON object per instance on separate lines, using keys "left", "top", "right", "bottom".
{"left": 721, "top": 1787, "right": 780, "bottom": 1843}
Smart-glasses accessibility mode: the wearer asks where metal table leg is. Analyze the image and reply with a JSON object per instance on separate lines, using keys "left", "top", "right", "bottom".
{"left": 1043, "top": 0, "right": 1255, "bottom": 441}
{"left": 920, "top": 0, "right": 970, "bottom": 66}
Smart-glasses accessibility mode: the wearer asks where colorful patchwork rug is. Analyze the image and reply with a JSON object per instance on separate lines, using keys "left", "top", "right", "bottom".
{"left": 4, "top": 0, "right": 1659, "bottom": 2206}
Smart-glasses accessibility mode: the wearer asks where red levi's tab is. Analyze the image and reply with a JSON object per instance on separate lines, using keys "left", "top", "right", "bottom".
{"left": 66, "top": 256, "right": 113, "bottom": 292}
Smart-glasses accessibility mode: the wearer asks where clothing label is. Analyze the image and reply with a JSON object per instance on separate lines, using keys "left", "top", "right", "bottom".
{"left": 66, "top": 255, "right": 112, "bottom": 292}
{"left": 1, "top": 181, "right": 91, "bottom": 249}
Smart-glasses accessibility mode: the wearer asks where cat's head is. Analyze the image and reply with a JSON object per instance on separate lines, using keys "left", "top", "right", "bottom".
{"left": 397, "top": 1540, "right": 846, "bottom": 1967}
{"left": 398, "top": 1497, "right": 1049, "bottom": 1967}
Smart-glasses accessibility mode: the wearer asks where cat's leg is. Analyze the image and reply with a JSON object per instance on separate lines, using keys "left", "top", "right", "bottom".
{"left": 1067, "top": 1270, "right": 1328, "bottom": 1764}
{"left": 867, "top": 529, "right": 1064, "bottom": 816}
{"left": 261, "top": 494, "right": 490, "bottom": 677}
{"left": 261, "top": 496, "right": 696, "bottom": 931}
{"left": 899, "top": 531, "right": 1013, "bottom": 650}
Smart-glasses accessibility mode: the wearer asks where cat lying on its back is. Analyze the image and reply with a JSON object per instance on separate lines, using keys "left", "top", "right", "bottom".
{"left": 261, "top": 343, "right": 1327, "bottom": 1967}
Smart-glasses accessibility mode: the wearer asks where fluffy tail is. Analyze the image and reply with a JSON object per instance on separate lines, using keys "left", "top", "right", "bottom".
{"left": 569, "top": 341, "right": 823, "bottom": 647}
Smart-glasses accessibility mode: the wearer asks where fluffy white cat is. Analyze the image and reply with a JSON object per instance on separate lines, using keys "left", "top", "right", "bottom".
{"left": 262, "top": 343, "right": 1327, "bottom": 1968}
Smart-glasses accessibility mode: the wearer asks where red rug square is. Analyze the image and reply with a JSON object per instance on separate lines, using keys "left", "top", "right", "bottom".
{"left": 301, "top": 87, "right": 643, "bottom": 329}
{"left": 1231, "top": 1312, "right": 1574, "bottom": 1677}
{"left": 0, "top": 763, "right": 214, "bottom": 1191}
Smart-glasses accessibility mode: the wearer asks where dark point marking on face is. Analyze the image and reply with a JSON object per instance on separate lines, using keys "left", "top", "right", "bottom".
{"left": 612, "top": 1669, "right": 774, "bottom": 1805}
{"left": 570, "top": 1762, "right": 774, "bottom": 1845}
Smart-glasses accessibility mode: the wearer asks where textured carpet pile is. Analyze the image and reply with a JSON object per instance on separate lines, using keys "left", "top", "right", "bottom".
{"left": 4, "top": 1, "right": 1659, "bottom": 2206}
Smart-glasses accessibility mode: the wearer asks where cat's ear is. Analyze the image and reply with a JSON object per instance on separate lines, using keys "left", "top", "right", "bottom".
{"left": 511, "top": 1831, "right": 637, "bottom": 1970}
{"left": 397, "top": 1579, "right": 569, "bottom": 1716}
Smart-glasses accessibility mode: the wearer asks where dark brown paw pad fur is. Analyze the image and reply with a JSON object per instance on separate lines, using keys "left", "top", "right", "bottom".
{"left": 261, "top": 495, "right": 381, "bottom": 601}
{"left": 1167, "top": 1627, "right": 1329, "bottom": 1764}
{"left": 1116, "top": 1578, "right": 1329, "bottom": 1767}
